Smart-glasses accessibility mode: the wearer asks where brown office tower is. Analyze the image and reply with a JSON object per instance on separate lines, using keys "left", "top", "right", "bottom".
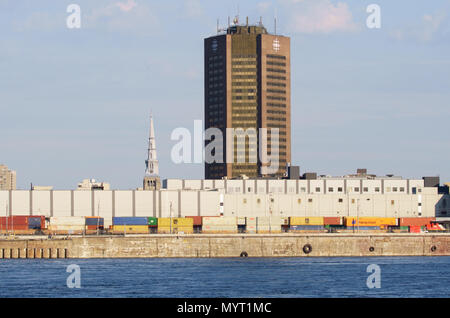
{"left": 204, "top": 19, "right": 291, "bottom": 179}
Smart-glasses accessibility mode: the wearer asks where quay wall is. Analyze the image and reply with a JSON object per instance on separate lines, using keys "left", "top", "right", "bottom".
{"left": 0, "top": 234, "right": 449, "bottom": 258}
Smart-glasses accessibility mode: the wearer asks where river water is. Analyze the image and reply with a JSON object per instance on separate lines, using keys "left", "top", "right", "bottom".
{"left": 0, "top": 257, "right": 449, "bottom": 298}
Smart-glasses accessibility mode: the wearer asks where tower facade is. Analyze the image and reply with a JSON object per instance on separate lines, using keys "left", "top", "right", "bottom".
{"left": 204, "top": 19, "right": 291, "bottom": 179}
{"left": 143, "top": 115, "right": 161, "bottom": 190}
{"left": 0, "top": 164, "right": 16, "bottom": 190}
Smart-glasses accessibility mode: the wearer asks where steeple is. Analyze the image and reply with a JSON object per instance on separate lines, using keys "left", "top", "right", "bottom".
{"left": 145, "top": 114, "right": 159, "bottom": 176}
{"left": 143, "top": 114, "right": 161, "bottom": 190}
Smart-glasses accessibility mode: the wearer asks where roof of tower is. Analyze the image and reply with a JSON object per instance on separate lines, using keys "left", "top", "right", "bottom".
{"left": 226, "top": 24, "right": 269, "bottom": 35}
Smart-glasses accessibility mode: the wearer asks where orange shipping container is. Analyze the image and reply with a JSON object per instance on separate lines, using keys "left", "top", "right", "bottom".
{"left": 323, "top": 217, "right": 342, "bottom": 225}
{"left": 345, "top": 217, "right": 397, "bottom": 227}
{"left": 186, "top": 216, "right": 202, "bottom": 226}
{"left": 400, "top": 217, "right": 435, "bottom": 227}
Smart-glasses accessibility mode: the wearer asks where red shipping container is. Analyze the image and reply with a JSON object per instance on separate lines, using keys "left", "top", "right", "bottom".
{"left": 409, "top": 226, "right": 421, "bottom": 233}
{"left": 0, "top": 216, "right": 29, "bottom": 227}
{"left": 323, "top": 217, "right": 342, "bottom": 225}
{"left": 86, "top": 225, "right": 102, "bottom": 230}
{"left": 1, "top": 225, "right": 29, "bottom": 231}
{"left": 186, "top": 216, "right": 202, "bottom": 226}
{"left": 400, "top": 217, "right": 435, "bottom": 227}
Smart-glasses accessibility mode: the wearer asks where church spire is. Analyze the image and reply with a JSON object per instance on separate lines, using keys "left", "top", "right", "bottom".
{"left": 145, "top": 114, "right": 159, "bottom": 176}
{"left": 143, "top": 114, "right": 161, "bottom": 191}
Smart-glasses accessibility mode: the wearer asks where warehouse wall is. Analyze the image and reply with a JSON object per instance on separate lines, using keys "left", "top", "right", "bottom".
{"left": 0, "top": 190, "right": 448, "bottom": 219}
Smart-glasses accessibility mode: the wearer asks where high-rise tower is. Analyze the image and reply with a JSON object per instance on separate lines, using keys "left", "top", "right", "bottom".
{"left": 204, "top": 17, "right": 291, "bottom": 179}
{"left": 143, "top": 115, "right": 161, "bottom": 190}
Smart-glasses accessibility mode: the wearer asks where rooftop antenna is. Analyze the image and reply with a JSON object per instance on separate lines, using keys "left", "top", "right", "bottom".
{"left": 217, "top": 18, "right": 219, "bottom": 34}
{"left": 274, "top": 7, "right": 278, "bottom": 35}
{"left": 232, "top": 4, "right": 239, "bottom": 25}
{"left": 259, "top": 16, "right": 262, "bottom": 26}
{"left": 228, "top": 16, "right": 230, "bottom": 27}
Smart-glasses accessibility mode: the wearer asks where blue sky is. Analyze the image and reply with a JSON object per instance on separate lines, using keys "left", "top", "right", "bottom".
{"left": 1, "top": 0, "right": 449, "bottom": 189}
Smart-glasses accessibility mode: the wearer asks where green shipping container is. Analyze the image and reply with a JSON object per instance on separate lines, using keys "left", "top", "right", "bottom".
{"left": 400, "top": 226, "right": 409, "bottom": 230}
{"left": 148, "top": 217, "right": 158, "bottom": 227}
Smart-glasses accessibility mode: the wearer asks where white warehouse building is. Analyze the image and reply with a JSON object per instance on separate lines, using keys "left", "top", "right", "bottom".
{"left": 0, "top": 173, "right": 449, "bottom": 228}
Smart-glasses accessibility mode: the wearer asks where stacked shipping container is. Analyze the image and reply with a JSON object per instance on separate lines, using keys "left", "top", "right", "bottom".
{"left": 112, "top": 217, "right": 149, "bottom": 234}
{"left": 48, "top": 217, "right": 85, "bottom": 234}
{"left": 290, "top": 217, "right": 325, "bottom": 232}
{"left": 202, "top": 217, "right": 237, "bottom": 234}
{"left": 157, "top": 218, "right": 194, "bottom": 234}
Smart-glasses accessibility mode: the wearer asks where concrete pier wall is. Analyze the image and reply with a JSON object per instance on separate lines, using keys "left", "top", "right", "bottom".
{"left": 0, "top": 234, "right": 449, "bottom": 258}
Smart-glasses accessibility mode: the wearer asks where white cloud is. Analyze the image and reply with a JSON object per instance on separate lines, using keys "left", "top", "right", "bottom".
{"left": 85, "top": 1, "right": 160, "bottom": 35}
{"left": 389, "top": 12, "right": 448, "bottom": 43}
{"left": 284, "top": 0, "right": 358, "bottom": 34}
{"left": 116, "top": 0, "right": 137, "bottom": 12}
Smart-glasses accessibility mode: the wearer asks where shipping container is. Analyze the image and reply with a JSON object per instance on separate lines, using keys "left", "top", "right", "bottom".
{"left": 157, "top": 226, "right": 194, "bottom": 234}
{"left": 281, "top": 217, "right": 289, "bottom": 226}
{"left": 48, "top": 225, "right": 85, "bottom": 231}
{"left": 290, "top": 217, "right": 324, "bottom": 226}
{"left": 345, "top": 225, "right": 381, "bottom": 231}
{"left": 0, "top": 224, "right": 29, "bottom": 231}
{"left": 323, "top": 217, "right": 343, "bottom": 225}
{"left": 345, "top": 217, "right": 397, "bottom": 227}
{"left": 50, "top": 217, "right": 85, "bottom": 226}
{"left": 202, "top": 225, "right": 237, "bottom": 233}
{"left": 171, "top": 227, "right": 194, "bottom": 234}
{"left": 202, "top": 217, "right": 236, "bottom": 226}
{"left": 158, "top": 218, "right": 194, "bottom": 227}
{"left": 246, "top": 217, "right": 257, "bottom": 225}
{"left": 112, "top": 225, "right": 149, "bottom": 234}
{"left": 86, "top": 225, "right": 102, "bottom": 231}
{"left": 85, "top": 217, "right": 104, "bottom": 226}
{"left": 257, "top": 216, "right": 284, "bottom": 225}
{"left": 409, "top": 226, "right": 421, "bottom": 233}
{"left": 148, "top": 217, "right": 158, "bottom": 227}
{"left": 289, "top": 225, "right": 325, "bottom": 232}
{"left": 112, "top": 217, "right": 148, "bottom": 226}
{"left": 28, "top": 216, "right": 45, "bottom": 229}
{"left": 186, "top": 216, "right": 202, "bottom": 226}
{"left": 256, "top": 225, "right": 282, "bottom": 233}
{"left": 399, "top": 217, "right": 435, "bottom": 227}
{"left": 0, "top": 216, "right": 29, "bottom": 226}
{"left": 237, "top": 217, "right": 246, "bottom": 225}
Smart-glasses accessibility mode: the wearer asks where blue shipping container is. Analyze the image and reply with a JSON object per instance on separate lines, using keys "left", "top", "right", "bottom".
{"left": 113, "top": 217, "right": 148, "bottom": 225}
{"left": 86, "top": 218, "right": 104, "bottom": 226}
{"left": 28, "top": 217, "right": 42, "bottom": 229}
{"left": 349, "top": 226, "right": 380, "bottom": 231}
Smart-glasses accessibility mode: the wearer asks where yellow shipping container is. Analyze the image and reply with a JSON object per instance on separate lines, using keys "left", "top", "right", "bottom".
{"left": 158, "top": 218, "right": 194, "bottom": 227}
{"left": 158, "top": 226, "right": 193, "bottom": 234}
{"left": 345, "top": 217, "right": 397, "bottom": 227}
{"left": 290, "top": 217, "right": 324, "bottom": 226}
{"left": 112, "top": 225, "right": 149, "bottom": 234}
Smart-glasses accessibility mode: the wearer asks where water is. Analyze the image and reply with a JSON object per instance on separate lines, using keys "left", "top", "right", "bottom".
{"left": 0, "top": 257, "right": 449, "bottom": 298}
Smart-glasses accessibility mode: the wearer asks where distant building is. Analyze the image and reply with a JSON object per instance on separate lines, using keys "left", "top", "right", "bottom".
{"left": 204, "top": 17, "right": 291, "bottom": 179}
{"left": 32, "top": 185, "right": 54, "bottom": 191}
{"left": 0, "top": 164, "right": 16, "bottom": 190}
{"left": 77, "top": 179, "right": 110, "bottom": 190}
